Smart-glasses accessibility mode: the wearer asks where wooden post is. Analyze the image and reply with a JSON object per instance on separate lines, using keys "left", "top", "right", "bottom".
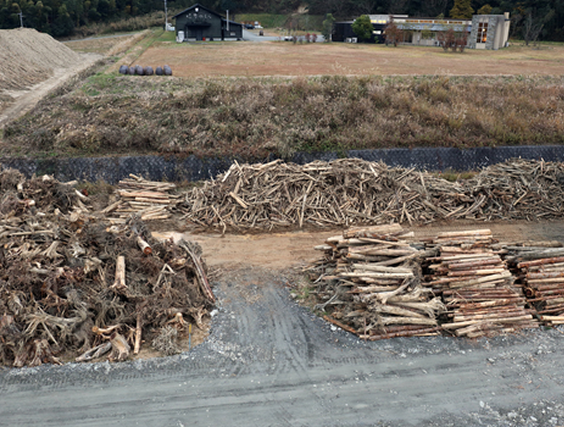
{"left": 134, "top": 312, "right": 142, "bottom": 355}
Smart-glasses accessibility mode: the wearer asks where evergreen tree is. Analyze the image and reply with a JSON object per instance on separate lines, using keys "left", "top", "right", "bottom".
{"left": 51, "top": 3, "right": 74, "bottom": 36}
{"left": 449, "top": 0, "right": 473, "bottom": 19}
{"left": 352, "top": 14, "right": 372, "bottom": 41}
{"left": 477, "top": 4, "right": 493, "bottom": 14}
{"left": 321, "top": 12, "right": 334, "bottom": 41}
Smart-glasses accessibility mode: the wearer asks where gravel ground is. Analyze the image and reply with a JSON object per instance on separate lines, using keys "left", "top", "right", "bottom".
{"left": 1, "top": 264, "right": 564, "bottom": 426}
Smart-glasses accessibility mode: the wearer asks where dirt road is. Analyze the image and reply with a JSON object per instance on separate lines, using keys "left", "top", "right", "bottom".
{"left": 2, "top": 221, "right": 564, "bottom": 426}
{"left": 0, "top": 54, "right": 100, "bottom": 130}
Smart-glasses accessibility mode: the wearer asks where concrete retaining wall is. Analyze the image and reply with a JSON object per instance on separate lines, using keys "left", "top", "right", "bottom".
{"left": 3, "top": 145, "right": 564, "bottom": 184}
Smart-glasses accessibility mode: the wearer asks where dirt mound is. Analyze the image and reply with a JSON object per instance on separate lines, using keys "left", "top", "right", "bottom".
{"left": 0, "top": 28, "right": 81, "bottom": 91}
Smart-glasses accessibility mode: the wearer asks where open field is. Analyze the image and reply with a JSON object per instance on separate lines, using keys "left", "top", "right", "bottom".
{"left": 133, "top": 38, "right": 564, "bottom": 77}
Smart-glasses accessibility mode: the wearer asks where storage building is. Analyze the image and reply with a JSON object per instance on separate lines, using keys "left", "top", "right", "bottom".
{"left": 467, "top": 13, "right": 511, "bottom": 50}
{"left": 173, "top": 3, "right": 243, "bottom": 41}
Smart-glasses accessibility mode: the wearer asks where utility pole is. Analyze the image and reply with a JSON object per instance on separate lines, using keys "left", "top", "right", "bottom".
{"left": 226, "top": 10, "right": 229, "bottom": 31}
{"left": 17, "top": 11, "right": 23, "bottom": 27}
{"left": 164, "top": 0, "right": 167, "bottom": 30}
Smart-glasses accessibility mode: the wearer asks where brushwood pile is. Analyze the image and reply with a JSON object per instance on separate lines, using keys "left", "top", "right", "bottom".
{"left": 2, "top": 157, "right": 564, "bottom": 367}
{"left": 182, "top": 158, "right": 564, "bottom": 231}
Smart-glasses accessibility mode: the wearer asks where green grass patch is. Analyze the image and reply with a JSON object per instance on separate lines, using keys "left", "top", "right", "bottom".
{"left": 81, "top": 73, "right": 122, "bottom": 96}
{"left": 155, "top": 30, "right": 176, "bottom": 43}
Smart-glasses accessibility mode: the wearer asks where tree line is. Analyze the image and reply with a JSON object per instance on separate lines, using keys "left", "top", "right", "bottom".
{"left": 0, "top": 0, "right": 562, "bottom": 41}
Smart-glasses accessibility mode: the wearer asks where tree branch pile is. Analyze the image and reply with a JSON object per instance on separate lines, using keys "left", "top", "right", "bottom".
{"left": 464, "top": 159, "right": 564, "bottom": 221}
{"left": 308, "top": 224, "right": 445, "bottom": 341}
{"left": 0, "top": 169, "right": 213, "bottom": 367}
{"left": 182, "top": 158, "right": 564, "bottom": 232}
{"left": 105, "top": 174, "right": 180, "bottom": 224}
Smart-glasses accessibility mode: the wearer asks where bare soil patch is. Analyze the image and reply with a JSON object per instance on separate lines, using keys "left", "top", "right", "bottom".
{"left": 135, "top": 41, "right": 564, "bottom": 78}
{"left": 63, "top": 31, "right": 149, "bottom": 56}
{"left": 157, "top": 220, "right": 563, "bottom": 270}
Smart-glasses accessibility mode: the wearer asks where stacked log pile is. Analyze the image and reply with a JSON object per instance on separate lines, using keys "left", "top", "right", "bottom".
{"left": 308, "top": 228, "right": 551, "bottom": 340}
{"left": 310, "top": 224, "right": 445, "bottom": 341}
{"left": 504, "top": 244, "right": 564, "bottom": 325}
{"left": 0, "top": 169, "right": 213, "bottom": 367}
{"left": 182, "top": 158, "right": 564, "bottom": 232}
{"left": 424, "top": 229, "right": 538, "bottom": 338}
{"left": 105, "top": 174, "right": 179, "bottom": 223}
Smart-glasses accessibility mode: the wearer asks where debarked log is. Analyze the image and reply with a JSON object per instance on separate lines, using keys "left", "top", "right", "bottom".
{"left": 111, "top": 256, "right": 127, "bottom": 290}
{"left": 358, "top": 326, "right": 441, "bottom": 340}
{"left": 442, "top": 314, "right": 534, "bottom": 329}
{"left": 338, "top": 271, "right": 414, "bottom": 280}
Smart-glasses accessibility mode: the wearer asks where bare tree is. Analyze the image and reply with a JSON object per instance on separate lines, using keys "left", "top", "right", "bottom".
{"left": 437, "top": 28, "right": 468, "bottom": 52}
{"left": 523, "top": 8, "right": 555, "bottom": 46}
{"left": 384, "top": 17, "right": 402, "bottom": 46}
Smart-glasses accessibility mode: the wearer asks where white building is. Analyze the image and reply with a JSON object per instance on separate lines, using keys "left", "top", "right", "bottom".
{"left": 368, "top": 13, "right": 510, "bottom": 50}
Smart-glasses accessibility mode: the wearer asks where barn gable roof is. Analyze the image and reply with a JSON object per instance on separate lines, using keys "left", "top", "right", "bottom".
{"left": 172, "top": 3, "right": 222, "bottom": 19}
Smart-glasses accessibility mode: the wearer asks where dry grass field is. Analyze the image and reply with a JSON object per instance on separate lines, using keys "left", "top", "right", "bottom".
{"left": 132, "top": 39, "right": 564, "bottom": 77}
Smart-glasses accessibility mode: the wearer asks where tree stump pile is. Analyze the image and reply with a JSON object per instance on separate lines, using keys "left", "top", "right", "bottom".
{"left": 0, "top": 169, "right": 213, "bottom": 368}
